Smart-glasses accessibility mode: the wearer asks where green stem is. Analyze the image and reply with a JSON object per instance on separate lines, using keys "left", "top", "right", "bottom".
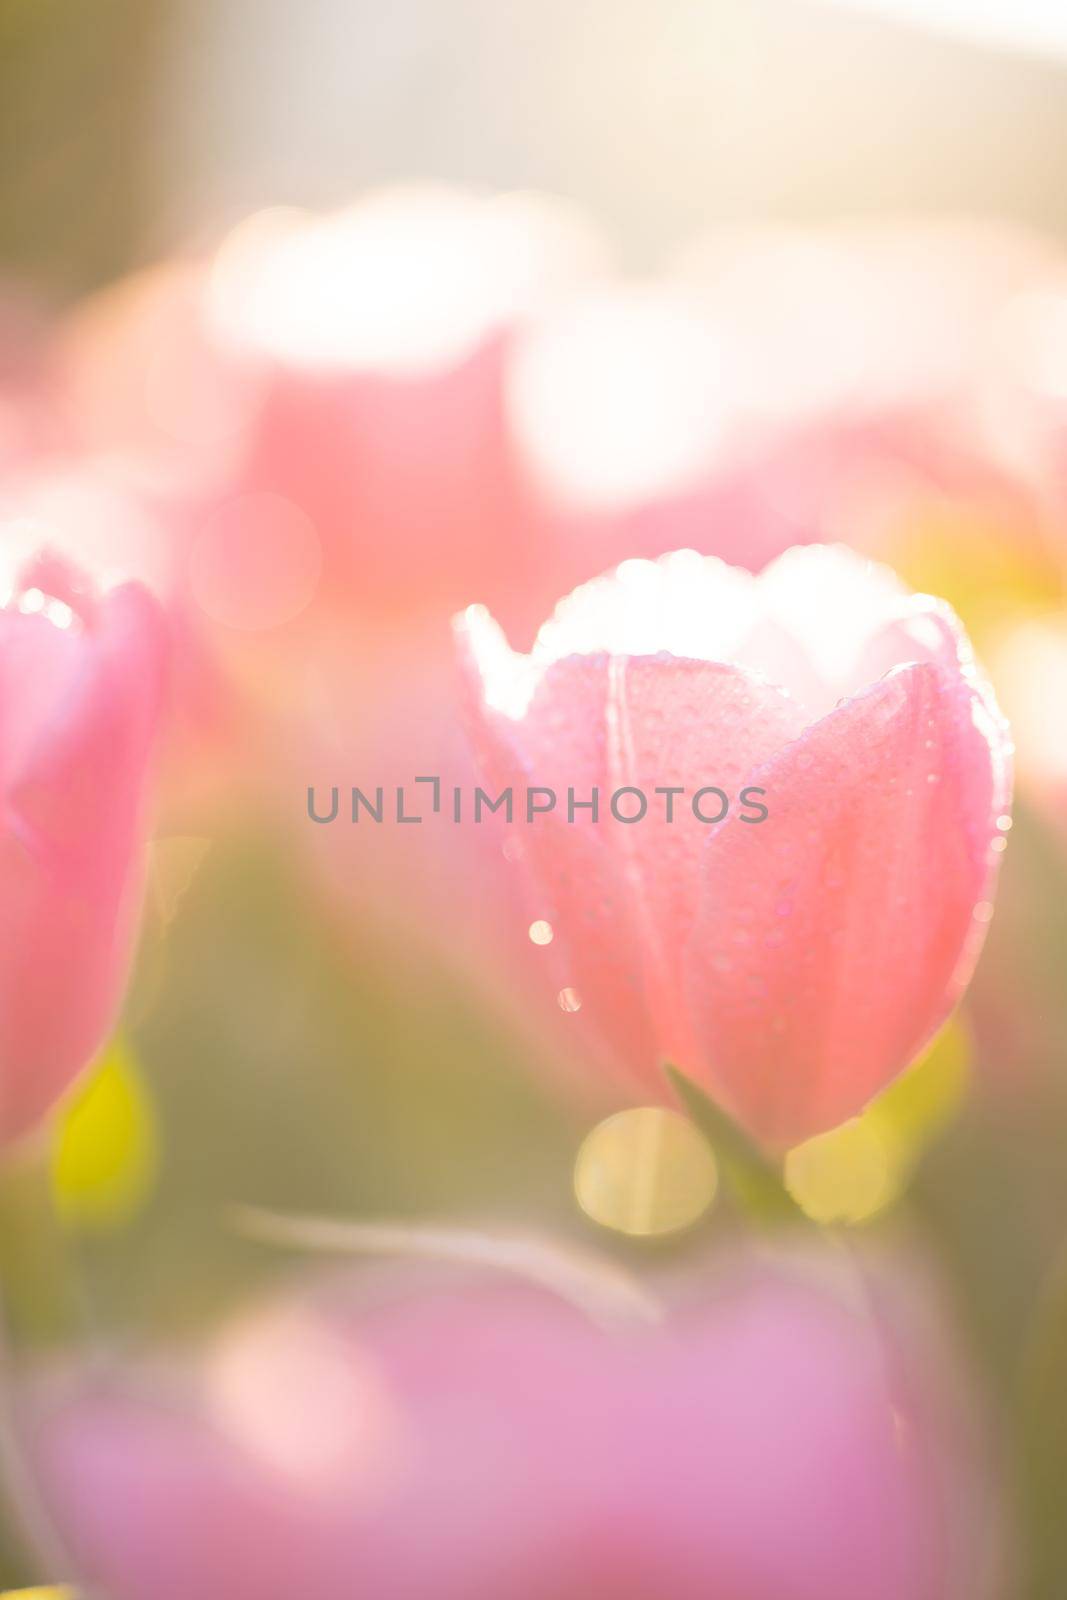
{"left": 0, "top": 1140, "right": 80, "bottom": 1589}
{"left": 665, "top": 1065, "right": 806, "bottom": 1226}
{"left": 0, "top": 1140, "right": 77, "bottom": 1347}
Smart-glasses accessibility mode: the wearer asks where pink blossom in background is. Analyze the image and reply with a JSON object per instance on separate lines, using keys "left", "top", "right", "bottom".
{"left": 56, "top": 189, "right": 608, "bottom": 645}
{"left": 669, "top": 218, "right": 1057, "bottom": 435}
{"left": 520, "top": 406, "right": 1057, "bottom": 622}
{"left": 457, "top": 544, "right": 1012, "bottom": 1146}
{"left": 0, "top": 553, "right": 166, "bottom": 1143}
{"left": 208, "top": 188, "right": 607, "bottom": 640}
{"left": 502, "top": 226, "right": 1062, "bottom": 617}
{"left": 49, "top": 208, "right": 1067, "bottom": 650}
{"left": 42, "top": 207, "right": 1057, "bottom": 823}
{"left": 25, "top": 1255, "right": 1000, "bottom": 1600}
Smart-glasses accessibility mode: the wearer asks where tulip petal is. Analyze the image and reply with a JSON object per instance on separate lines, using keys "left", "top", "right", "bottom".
{"left": 685, "top": 660, "right": 1008, "bottom": 1145}
{"left": 0, "top": 576, "right": 166, "bottom": 1143}
{"left": 458, "top": 611, "right": 807, "bottom": 1095}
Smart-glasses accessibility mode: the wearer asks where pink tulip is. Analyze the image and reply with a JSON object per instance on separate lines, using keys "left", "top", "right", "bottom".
{"left": 456, "top": 544, "right": 1012, "bottom": 1146}
{"left": 25, "top": 1254, "right": 1000, "bottom": 1600}
{"left": 57, "top": 191, "right": 606, "bottom": 644}
{"left": 0, "top": 553, "right": 166, "bottom": 1143}
{"left": 507, "top": 221, "right": 1059, "bottom": 603}
{"left": 524, "top": 406, "right": 1055, "bottom": 628}
{"left": 670, "top": 219, "right": 1055, "bottom": 434}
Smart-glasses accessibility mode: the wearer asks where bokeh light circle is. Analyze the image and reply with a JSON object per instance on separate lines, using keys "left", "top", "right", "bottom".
{"left": 574, "top": 1106, "right": 717, "bottom": 1237}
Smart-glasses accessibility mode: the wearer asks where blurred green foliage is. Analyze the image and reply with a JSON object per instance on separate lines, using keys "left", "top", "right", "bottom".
{"left": 0, "top": 0, "right": 167, "bottom": 298}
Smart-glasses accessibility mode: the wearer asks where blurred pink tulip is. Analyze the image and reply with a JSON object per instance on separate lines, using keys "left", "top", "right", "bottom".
{"left": 0, "top": 553, "right": 166, "bottom": 1143}
{"left": 211, "top": 190, "right": 606, "bottom": 638}
{"left": 457, "top": 544, "right": 1012, "bottom": 1146}
{"left": 26, "top": 1255, "right": 999, "bottom": 1600}
{"left": 503, "top": 233, "right": 1058, "bottom": 617}
{"left": 525, "top": 407, "right": 1055, "bottom": 622}
{"left": 670, "top": 219, "right": 1056, "bottom": 436}
{"left": 57, "top": 190, "right": 606, "bottom": 643}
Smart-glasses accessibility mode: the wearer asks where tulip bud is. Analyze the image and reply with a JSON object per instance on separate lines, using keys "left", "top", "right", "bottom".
{"left": 0, "top": 555, "right": 166, "bottom": 1145}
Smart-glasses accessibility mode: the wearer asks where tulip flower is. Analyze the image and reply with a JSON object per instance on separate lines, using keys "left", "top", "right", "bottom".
{"left": 58, "top": 189, "right": 606, "bottom": 643}
{"left": 456, "top": 544, "right": 1012, "bottom": 1146}
{"left": 0, "top": 553, "right": 166, "bottom": 1144}
{"left": 507, "top": 222, "right": 1057, "bottom": 613}
{"left": 669, "top": 218, "right": 1054, "bottom": 432}
{"left": 25, "top": 1255, "right": 999, "bottom": 1600}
